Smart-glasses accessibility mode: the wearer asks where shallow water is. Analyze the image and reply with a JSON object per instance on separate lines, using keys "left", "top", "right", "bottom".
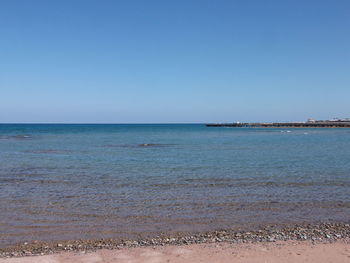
{"left": 0, "top": 124, "right": 350, "bottom": 246}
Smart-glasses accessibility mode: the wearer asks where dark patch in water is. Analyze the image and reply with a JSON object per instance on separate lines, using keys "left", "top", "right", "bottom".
{"left": 138, "top": 143, "right": 171, "bottom": 147}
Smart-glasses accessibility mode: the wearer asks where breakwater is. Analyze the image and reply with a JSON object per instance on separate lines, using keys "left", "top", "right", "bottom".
{"left": 206, "top": 121, "right": 350, "bottom": 128}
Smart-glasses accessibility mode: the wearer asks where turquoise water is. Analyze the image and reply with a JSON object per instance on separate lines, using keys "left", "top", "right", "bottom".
{"left": 1, "top": 124, "right": 350, "bottom": 246}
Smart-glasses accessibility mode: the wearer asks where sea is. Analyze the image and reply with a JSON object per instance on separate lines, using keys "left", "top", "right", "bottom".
{"left": 1, "top": 124, "right": 349, "bottom": 246}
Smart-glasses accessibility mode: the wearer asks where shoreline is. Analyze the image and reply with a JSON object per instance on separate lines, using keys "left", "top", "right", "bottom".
{"left": 1, "top": 222, "right": 349, "bottom": 258}
{"left": 1, "top": 241, "right": 349, "bottom": 263}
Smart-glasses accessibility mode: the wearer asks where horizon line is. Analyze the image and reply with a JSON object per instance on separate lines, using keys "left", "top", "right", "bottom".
{"left": 0, "top": 122, "right": 208, "bottom": 125}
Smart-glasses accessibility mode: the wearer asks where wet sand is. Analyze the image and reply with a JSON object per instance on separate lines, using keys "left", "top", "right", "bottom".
{"left": 1, "top": 240, "right": 349, "bottom": 263}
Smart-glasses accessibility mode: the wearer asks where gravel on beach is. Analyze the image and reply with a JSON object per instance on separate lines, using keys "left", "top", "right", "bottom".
{"left": 1, "top": 222, "right": 349, "bottom": 258}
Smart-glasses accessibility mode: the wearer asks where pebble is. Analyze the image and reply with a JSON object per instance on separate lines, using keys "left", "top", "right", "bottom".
{"left": 1, "top": 222, "right": 349, "bottom": 258}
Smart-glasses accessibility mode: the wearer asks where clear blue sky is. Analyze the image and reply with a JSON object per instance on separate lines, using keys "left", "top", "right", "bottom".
{"left": 1, "top": 0, "right": 349, "bottom": 123}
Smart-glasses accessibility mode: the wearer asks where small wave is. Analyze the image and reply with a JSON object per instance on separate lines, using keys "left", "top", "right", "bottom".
{"left": 103, "top": 143, "right": 175, "bottom": 148}
{"left": 0, "top": 178, "right": 26, "bottom": 183}
{"left": 22, "top": 149, "right": 71, "bottom": 154}
{"left": 0, "top": 135, "right": 32, "bottom": 140}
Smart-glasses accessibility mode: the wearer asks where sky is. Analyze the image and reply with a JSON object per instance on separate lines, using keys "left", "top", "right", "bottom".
{"left": 0, "top": 0, "right": 349, "bottom": 123}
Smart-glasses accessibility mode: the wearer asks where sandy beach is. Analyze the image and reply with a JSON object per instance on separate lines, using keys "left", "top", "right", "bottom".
{"left": 1, "top": 240, "right": 349, "bottom": 263}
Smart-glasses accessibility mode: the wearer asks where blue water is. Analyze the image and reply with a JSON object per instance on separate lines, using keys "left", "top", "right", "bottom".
{"left": 1, "top": 124, "right": 350, "bottom": 246}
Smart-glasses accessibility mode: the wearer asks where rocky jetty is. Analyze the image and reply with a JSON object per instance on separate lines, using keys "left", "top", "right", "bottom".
{"left": 206, "top": 121, "right": 350, "bottom": 128}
